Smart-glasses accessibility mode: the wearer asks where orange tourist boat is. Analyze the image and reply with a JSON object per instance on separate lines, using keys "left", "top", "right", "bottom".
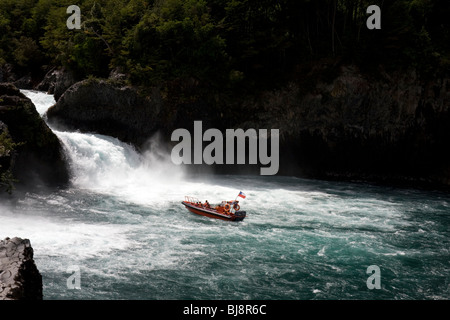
{"left": 182, "top": 196, "right": 247, "bottom": 221}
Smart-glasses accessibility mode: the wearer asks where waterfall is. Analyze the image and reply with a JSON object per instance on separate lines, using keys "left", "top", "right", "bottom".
{"left": 21, "top": 90, "right": 186, "bottom": 205}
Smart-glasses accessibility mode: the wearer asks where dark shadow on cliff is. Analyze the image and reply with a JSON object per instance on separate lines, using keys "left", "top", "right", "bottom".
{"left": 0, "top": 83, "right": 69, "bottom": 193}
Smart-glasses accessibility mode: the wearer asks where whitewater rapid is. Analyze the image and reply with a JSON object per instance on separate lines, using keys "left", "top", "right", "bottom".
{"left": 0, "top": 90, "right": 447, "bottom": 300}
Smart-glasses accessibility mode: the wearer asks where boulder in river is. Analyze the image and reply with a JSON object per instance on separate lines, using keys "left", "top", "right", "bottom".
{"left": 0, "top": 237, "right": 43, "bottom": 300}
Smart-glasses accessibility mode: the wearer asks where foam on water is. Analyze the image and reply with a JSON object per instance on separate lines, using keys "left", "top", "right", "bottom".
{"left": 1, "top": 212, "right": 130, "bottom": 257}
{"left": 21, "top": 90, "right": 56, "bottom": 116}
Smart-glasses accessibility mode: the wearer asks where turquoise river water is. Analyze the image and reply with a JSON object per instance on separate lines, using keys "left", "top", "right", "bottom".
{"left": 0, "top": 91, "right": 448, "bottom": 300}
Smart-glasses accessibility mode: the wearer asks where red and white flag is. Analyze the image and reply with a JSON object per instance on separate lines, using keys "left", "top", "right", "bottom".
{"left": 238, "top": 191, "right": 246, "bottom": 199}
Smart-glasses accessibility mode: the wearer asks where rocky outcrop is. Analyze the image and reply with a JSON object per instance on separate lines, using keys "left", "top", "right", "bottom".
{"left": 0, "top": 65, "right": 36, "bottom": 90}
{"left": 36, "top": 67, "right": 77, "bottom": 101}
{"left": 0, "top": 237, "right": 43, "bottom": 300}
{"left": 13, "top": 74, "right": 33, "bottom": 90}
{"left": 0, "top": 83, "right": 69, "bottom": 189}
{"left": 47, "top": 78, "right": 162, "bottom": 147}
{"left": 44, "top": 63, "right": 450, "bottom": 188}
{"left": 244, "top": 64, "right": 450, "bottom": 186}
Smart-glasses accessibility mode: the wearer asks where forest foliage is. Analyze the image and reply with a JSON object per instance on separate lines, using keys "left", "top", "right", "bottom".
{"left": 0, "top": 0, "right": 448, "bottom": 88}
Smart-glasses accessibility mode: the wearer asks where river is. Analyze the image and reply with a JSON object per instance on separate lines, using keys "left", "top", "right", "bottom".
{"left": 0, "top": 90, "right": 448, "bottom": 300}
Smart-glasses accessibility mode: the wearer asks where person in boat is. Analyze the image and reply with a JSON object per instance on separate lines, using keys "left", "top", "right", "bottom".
{"left": 204, "top": 200, "right": 210, "bottom": 209}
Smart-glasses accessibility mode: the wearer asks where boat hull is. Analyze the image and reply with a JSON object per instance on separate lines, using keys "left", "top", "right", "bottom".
{"left": 182, "top": 201, "right": 246, "bottom": 221}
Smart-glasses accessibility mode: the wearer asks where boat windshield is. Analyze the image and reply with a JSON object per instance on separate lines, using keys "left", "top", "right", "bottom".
{"left": 185, "top": 196, "right": 200, "bottom": 203}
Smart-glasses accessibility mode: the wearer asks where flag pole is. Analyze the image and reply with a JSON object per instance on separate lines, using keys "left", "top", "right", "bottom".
{"left": 234, "top": 191, "right": 241, "bottom": 204}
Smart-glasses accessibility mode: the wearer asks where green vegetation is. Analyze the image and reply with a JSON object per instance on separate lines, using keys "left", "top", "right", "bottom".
{"left": 0, "top": 0, "right": 448, "bottom": 87}
{"left": 0, "top": 128, "right": 19, "bottom": 193}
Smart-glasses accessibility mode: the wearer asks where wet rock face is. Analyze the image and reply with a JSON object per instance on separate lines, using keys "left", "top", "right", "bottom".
{"left": 35, "top": 67, "right": 77, "bottom": 101}
{"left": 247, "top": 65, "right": 450, "bottom": 186}
{"left": 0, "top": 237, "right": 43, "bottom": 300}
{"left": 0, "top": 83, "right": 69, "bottom": 188}
{"left": 47, "top": 78, "right": 161, "bottom": 147}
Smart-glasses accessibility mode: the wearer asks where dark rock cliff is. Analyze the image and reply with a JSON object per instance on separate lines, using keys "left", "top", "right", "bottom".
{"left": 47, "top": 78, "right": 162, "bottom": 147}
{"left": 45, "top": 64, "right": 450, "bottom": 188}
{"left": 0, "top": 83, "right": 69, "bottom": 189}
{"left": 36, "top": 67, "right": 78, "bottom": 102}
{"left": 247, "top": 65, "right": 450, "bottom": 186}
{"left": 0, "top": 237, "right": 43, "bottom": 300}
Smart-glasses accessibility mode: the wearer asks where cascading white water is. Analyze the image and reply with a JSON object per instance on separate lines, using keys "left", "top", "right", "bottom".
{"left": 55, "top": 130, "right": 189, "bottom": 204}
{"left": 21, "top": 90, "right": 195, "bottom": 205}
{"left": 21, "top": 90, "right": 56, "bottom": 116}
